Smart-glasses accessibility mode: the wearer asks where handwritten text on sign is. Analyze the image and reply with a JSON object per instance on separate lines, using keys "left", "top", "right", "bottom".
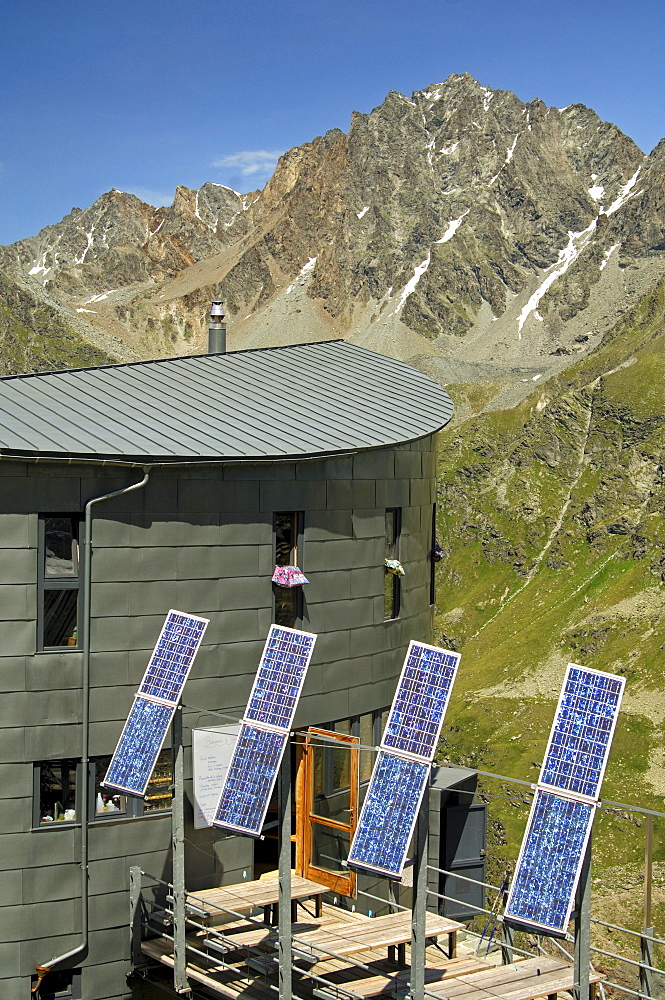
{"left": 192, "top": 724, "right": 240, "bottom": 829}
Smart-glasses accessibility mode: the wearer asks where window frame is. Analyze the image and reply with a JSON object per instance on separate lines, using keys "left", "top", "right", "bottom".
{"left": 33, "top": 759, "right": 83, "bottom": 829}
{"left": 88, "top": 749, "right": 173, "bottom": 822}
{"left": 272, "top": 510, "right": 304, "bottom": 628}
{"left": 430, "top": 502, "right": 437, "bottom": 606}
{"left": 33, "top": 751, "right": 173, "bottom": 830}
{"left": 37, "top": 513, "right": 83, "bottom": 652}
{"left": 31, "top": 968, "right": 81, "bottom": 999}
{"left": 384, "top": 507, "right": 401, "bottom": 621}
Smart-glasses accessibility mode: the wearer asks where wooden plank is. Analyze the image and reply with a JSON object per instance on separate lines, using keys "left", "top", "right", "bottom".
{"left": 141, "top": 938, "right": 248, "bottom": 999}
{"left": 295, "top": 912, "right": 461, "bottom": 960}
{"left": 187, "top": 874, "right": 328, "bottom": 922}
{"left": 211, "top": 912, "right": 370, "bottom": 952}
{"left": 313, "top": 958, "right": 493, "bottom": 999}
{"left": 424, "top": 957, "right": 604, "bottom": 1000}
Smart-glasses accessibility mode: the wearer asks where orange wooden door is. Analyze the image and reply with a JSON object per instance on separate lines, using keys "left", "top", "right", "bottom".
{"left": 297, "top": 728, "right": 358, "bottom": 897}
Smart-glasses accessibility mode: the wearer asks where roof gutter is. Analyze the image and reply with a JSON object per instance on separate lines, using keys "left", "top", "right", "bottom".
{"left": 33, "top": 469, "right": 151, "bottom": 992}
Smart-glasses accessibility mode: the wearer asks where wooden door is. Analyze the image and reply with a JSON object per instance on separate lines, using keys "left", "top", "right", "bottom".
{"left": 297, "top": 728, "right": 358, "bottom": 897}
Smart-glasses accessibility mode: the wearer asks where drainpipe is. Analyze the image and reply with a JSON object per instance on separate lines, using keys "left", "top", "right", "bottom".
{"left": 33, "top": 469, "right": 151, "bottom": 991}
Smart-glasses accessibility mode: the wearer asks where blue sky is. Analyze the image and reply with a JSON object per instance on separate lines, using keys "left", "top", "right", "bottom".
{"left": 1, "top": 0, "right": 663, "bottom": 245}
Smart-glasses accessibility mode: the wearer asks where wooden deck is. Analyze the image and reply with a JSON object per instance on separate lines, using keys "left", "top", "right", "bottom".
{"left": 140, "top": 902, "right": 602, "bottom": 1000}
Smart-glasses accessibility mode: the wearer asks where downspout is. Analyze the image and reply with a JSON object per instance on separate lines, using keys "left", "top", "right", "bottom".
{"left": 33, "top": 469, "right": 151, "bottom": 991}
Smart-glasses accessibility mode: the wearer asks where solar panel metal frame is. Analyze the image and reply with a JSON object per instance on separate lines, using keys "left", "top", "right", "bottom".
{"left": 212, "top": 723, "right": 288, "bottom": 837}
{"left": 103, "top": 695, "right": 176, "bottom": 797}
{"left": 504, "top": 788, "right": 595, "bottom": 936}
{"left": 380, "top": 640, "right": 461, "bottom": 761}
{"left": 137, "top": 609, "right": 209, "bottom": 706}
{"left": 244, "top": 624, "right": 317, "bottom": 732}
{"left": 102, "top": 609, "right": 209, "bottom": 798}
{"left": 538, "top": 662, "right": 625, "bottom": 802}
{"left": 347, "top": 750, "right": 430, "bottom": 879}
{"left": 212, "top": 625, "right": 317, "bottom": 836}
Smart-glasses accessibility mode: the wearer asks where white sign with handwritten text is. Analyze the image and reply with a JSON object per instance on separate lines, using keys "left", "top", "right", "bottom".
{"left": 193, "top": 724, "right": 241, "bottom": 829}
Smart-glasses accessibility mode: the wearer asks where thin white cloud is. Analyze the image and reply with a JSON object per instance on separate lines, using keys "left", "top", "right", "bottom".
{"left": 212, "top": 149, "right": 283, "bottom": 177}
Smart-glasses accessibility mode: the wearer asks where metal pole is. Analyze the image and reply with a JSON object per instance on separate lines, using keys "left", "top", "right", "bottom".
{"left": 129, "top": 866, "right": 143, "bottom": 968}
{"left": 501, "top": 877, "right": 513, "bottom": 964}
{"left": 172, "top": 706, "right": 190, "bottom": 994}
{"left": 574, "top": 834, "right": 592, "bottom": 1000}
{"left": 640, "top": 815, "right": 654, "bottom": 998}
{"left": 278, "top": 747, "right": 292, "bottom": 1000}
{"left": 410, "top": 787, "right": 429, "bottom": 1000}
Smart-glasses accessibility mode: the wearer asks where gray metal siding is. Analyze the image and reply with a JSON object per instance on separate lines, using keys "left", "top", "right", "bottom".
{"left": 0, "top": 433, "right": 439, "bottom": 998}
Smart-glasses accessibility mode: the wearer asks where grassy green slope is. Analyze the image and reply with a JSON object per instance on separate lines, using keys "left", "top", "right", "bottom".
{"left": 434, "top": 280, "right": 665, "bottom": 881}
{"left": 0, "top": 273, "right": 115, "bottom": 374}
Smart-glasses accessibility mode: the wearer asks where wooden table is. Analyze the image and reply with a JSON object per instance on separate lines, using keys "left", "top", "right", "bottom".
{"left": 292, "top": 910, "right": 463, "bottom": 966}
{"left": 187, "top": 874, "right": 328, "bottom": 925}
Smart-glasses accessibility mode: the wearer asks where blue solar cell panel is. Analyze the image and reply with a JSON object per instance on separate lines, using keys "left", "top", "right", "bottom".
{"left": 348, "top": 751, "right": 430, "bottom": 879}
{"left": 103, "top": 696, "right": 175, "bottom": 797}
{"left": 138, "top": 610, "right": 209, "bottom": 705}
{"left": 505, "top": 789, "right": 594, "bottom": 935}
{"left": 381, "top": 642, "right": 460, "bottom": 761}
{"left": 213, "top": 724, "right": 287, "bottom": 836}
{"left": 540, "top": 664, "right": 625, "bottom": 800}
{"left": 244, "top": 625, "right": 316, "bottom": 731}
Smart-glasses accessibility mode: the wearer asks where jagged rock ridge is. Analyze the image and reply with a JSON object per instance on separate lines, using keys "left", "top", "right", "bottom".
{"left": 1, "top": 73, "right": 664, "bottom": 389}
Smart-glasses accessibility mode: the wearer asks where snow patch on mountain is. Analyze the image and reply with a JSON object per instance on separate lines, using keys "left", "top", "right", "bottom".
{"left": 285, "top": 257, "right": 318, "bottom": 294}
{"left": 517, "top": 219, "right": 598, "bottom": 337}
{"left": 393, "top": 254, "right": 431, "bottom": 314}
{"left": 606, "top": 169, "right": 641, "bottom": 215}
{"left": 436, "top": 211, "right": 469, "bottom": 244}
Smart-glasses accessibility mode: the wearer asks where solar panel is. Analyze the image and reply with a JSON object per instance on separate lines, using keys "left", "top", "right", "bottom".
{"left": 539, "top": 663, "right": 625, "bottom": 801}
{"left": 347, "top": 751, "right": 430, "bottom": 879}
{"left": 504, "top": 789, "right": 595, "bottom": 935}
{"left": 212, "top": 724, "right": 287, "bottom": 836}
{"left": 138, "top": 610, "right": 209, "bottom": 705}
{"left": 381, "top": 641, "right": 460, "bottom": 761}
{"left": 103, "top": 696, "right": 175, "bottom": 796}
{"left": 103, "top": 609, "right": 209, "bottom": 798}
{"left": 244, "top": 625, "right": 316, "bottom": 731}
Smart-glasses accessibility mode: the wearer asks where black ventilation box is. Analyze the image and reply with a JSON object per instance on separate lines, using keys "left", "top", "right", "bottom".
{"left": 428, "top": 766, "right": 486, "bottom": 922}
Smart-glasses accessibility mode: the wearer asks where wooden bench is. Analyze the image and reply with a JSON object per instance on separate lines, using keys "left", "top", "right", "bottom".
{"left": 313, "top": 957, "right": 493, "bottom": 1000}
{"left": 423, "top": 956, "right": 604, "bottom": 1000}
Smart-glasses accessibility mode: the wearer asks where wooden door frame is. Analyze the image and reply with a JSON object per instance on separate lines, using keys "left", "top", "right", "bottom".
{"left": 295, "top": 727, "right": 358, "bottom": 898}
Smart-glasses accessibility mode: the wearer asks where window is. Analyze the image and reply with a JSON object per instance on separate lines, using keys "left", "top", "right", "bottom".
{"left": 273, "top": 511, "right": 303, "bottom": 628}
{"left": 90, "top": 750, "right": 173, "bottom": 820}
{"left": 31, "top": 969, "right": 80, "bottom": 999}
{"left": 34, "top": 759, "right": 81, "bottom": 826}
{"left": 327, "top": 709, "right": 389, "bottom": 788}
{"left": 38, "top": 515, "right": 81, "bottom": 650}
{"left": 430, "top": 503, "right": 437, "bottom": 606}
{"left": 34, "top": 751, "right": 173, "bottom": 828}
{"left": 384, "top": 507, "right": 401, "bottom": 620}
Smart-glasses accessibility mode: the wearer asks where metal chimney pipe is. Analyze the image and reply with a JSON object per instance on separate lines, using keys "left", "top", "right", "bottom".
{"left": 208, "top": 300, "right": 226, "bottom": 354}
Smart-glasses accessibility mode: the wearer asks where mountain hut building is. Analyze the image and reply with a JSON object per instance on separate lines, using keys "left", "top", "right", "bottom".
{"left": 0, "top": 339, "right": 455, "bottom": 999}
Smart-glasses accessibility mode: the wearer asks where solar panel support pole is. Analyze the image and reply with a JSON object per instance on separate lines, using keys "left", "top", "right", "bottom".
{"left": 278, "top": 747, "right": 292, "bottom": 1000}
{"left": 172, "top": 706, "right": 190, "bottom": 995}
{"left": 640, "top": 814, "right": 654, "bottom": 998}
{"left": 409, "top": 786, "right": 429, "bottom": 1000}
{"left": 574, "top": 834, "right": 591, "bottom": 1000}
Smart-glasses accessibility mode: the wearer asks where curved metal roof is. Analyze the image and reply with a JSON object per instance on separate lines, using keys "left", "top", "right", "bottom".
{"left": 0, "top": 340, "right": 453, "bottom": 463}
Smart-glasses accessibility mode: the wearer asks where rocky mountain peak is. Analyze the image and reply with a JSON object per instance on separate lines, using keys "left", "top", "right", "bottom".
{"left": 1, "top": 75, "right": 663, "bottom": 389}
